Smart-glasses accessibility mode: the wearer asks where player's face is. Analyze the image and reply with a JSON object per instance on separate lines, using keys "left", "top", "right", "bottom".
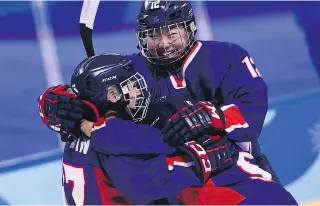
{"left": 106, "top": 73, "right": 150, "bottom": 122}
{"left": 146, "top": 25, "right": 189, "bottom": 61}
{"left": 106, "top": 83, "right": 142, "bottom": 109}
{"left": 124, "top": 81, "right": 142, "bottom": 109}
{"left": 107, "top": 87, "right": 122, "bottom": 103}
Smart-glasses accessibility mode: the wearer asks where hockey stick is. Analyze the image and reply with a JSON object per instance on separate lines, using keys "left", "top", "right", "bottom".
{"left": 79, "top": 0, "right": 100, "bottom": 57}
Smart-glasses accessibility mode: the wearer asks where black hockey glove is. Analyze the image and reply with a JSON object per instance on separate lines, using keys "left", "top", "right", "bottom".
{"left": 177, "top": 135, "right": 239, "bottom": 183}
{"left": 162, "top": 101, "right": 248, "bottom": 147}
{"left": 162, "top": 101, "right": 226, "bottom": 147}
{"left": 38, "top": 84, "right": 100, "bottom": 141}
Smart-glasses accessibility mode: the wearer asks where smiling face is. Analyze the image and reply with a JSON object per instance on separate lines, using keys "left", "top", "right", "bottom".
{"left": 146, "top": 24, "right": 189, "bottom": 62}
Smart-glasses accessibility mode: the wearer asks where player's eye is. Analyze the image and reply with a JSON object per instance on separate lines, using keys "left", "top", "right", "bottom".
{"left": 169, "top": 32, "right": 178, "bottom": 37}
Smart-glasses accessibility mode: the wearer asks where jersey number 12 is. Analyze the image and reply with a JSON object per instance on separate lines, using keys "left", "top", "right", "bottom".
{"left": 242, "top": 56, "right": 261, "bottom": 78}
{"left": 150, "top": 0, "right": 160, "bottom": 9}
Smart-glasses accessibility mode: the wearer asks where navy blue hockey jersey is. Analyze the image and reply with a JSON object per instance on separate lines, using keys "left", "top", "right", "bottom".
{"left": 62, "top": 41, "right": 270, "bottom": 205}
{"left": 127, "top": 40, "right": 268, "bottom": 142}
{"left": 62, "top": 138, "right": 134, "bottom": 205}
{"left": 62, "top": 119, "right": 202, "bottom": 205}
{"left": 88, "top": 119, "right": 272, "bottom": 205}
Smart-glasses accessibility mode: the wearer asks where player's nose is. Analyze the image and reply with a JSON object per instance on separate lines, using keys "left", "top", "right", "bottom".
{"left": 159, "top": 35, "right": 173, "bottom": 50}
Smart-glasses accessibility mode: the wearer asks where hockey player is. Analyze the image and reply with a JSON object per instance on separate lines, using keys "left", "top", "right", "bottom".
{"left": 40, "top": 53, "right": 240, "bottom": 205}
{"left": 38, "top": 0, "right": 298, "bottom": 204}
{"left": 76, "top": 0, "right": 279, "bottom": 183}
{"left": 133, "top": 0, "right": 280, "bottom": 182}
{"left": 39, "top": 53, "right": 297, "bottom": 205}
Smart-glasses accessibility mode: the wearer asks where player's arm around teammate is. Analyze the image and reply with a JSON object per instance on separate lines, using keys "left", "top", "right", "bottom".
{"left": 38, "top": 53, "right": 241, "bottom": 205}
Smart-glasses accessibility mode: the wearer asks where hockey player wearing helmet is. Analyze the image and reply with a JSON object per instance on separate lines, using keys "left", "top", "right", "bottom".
{"left": 41, "top": 53, "right": 240, "bottom": 205}
{"left": 133, "top": 0, "right": 298, "bottom": 204}
{"left": 70, "top": 54, "right": 151, "bottom": 123}
{"left": 136, "top": 0, "right": 282, "bottom": 182}
{"left": 39, "top": 57, "right": 297, "bottom": 205}
{"left": 136, "top": 0, "right": 197, "bottom": 70}
{"left": 38, "top": 0, "right": 298, "bottom": 204}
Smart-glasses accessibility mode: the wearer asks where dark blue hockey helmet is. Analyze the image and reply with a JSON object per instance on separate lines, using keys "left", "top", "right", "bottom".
{"left": 71, "top": 54, "right": 150, "bottom": 122}
{"left": 136, "top": 0, "right": 197, "bottom": 66}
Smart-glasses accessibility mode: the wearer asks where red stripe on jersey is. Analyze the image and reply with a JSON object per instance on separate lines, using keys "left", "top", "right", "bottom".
{"left": 221, "top": 104, "right": 249, "bottom": 133}
{"left": 93, "top": 118, "right": 108, "bottom": 127}
{"left": 169, "top": 41, "right": 202, "bottom": 89}
{"left": 172, "top": 73, "right": 184, "bottom": 88}
{"left": 166, "top": 155, "right": 192, "bottom": 166}
{"left": 176, "top": 179, "right": 245, "bottom": 205}
{"left": 94, "top": 167, "right": 132, "bottom": 205}
{"left": 181, "top": 41, "right": 201, "bottom": 68}
{"left": 165, "top": 155, "right": 193, "bottom": 170}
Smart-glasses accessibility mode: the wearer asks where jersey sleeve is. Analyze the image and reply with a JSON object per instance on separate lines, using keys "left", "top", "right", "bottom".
{"left": 217, "top": 43, "right": 268, "bottom": 142}
{"left": 90, "top": 118, "right": 175, "bottom": 155}
{"left": 98, "top": 153, "right": 201, "bottom": 205}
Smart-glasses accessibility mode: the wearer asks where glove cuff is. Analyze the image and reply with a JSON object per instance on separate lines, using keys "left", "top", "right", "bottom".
{"left": 38, "top": 86, "right": 55, "bottom": 126}
{"left": 178, "top": 141, "right": 212, "bottom": 183}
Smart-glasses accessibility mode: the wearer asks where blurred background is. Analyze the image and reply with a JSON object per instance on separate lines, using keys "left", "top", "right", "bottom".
{"left": 0, "top": 1, "right": 320, "bottom": 205}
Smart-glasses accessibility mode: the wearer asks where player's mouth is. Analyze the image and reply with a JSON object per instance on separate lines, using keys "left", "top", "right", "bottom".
{"left": 162, "top": 50, "right": 178, "bottom": 59}
{"left": 163, "top": 50, "right": 175, "bottom": 55}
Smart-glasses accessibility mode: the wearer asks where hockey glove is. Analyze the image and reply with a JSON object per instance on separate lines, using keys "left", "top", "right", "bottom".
{"left": 177, "top": 135, "right": 238, "bottom": 183}
{"left": 38, "top": 84, "right": 100, "bottom": 140}
{"left": 162, "top": 101, "right": 226, "bottom": 147}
